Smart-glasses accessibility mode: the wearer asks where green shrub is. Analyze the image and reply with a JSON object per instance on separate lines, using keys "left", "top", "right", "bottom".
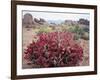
{"left": 68, "top": 25, "right": 84, "bottom": 40}
{"left": 81, "top": 32, "right": 89, "bottom": 40}
{"left": 74, "top": 34, "right": 81, "bottom": 40}
{"left": 83, "top": 27, "right": 89, "bottom": 33}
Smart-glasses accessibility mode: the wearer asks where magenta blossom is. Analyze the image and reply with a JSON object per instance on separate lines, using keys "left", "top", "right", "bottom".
{"left": 24, "top": 32, "right": 83, "bottom": 68}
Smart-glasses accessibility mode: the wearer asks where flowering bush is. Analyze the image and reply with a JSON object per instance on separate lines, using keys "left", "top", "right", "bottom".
{"left": 24, "top": 32, "right": 83, "bottom": 68}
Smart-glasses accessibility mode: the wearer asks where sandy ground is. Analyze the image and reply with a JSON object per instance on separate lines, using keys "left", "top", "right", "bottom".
{"left": 22, "top": 28, "right": 89, "bottom": 68}
{"left": 78, "top": 39, "right": 89, "bottom": 66}
{"left": 22, "top": 28, "right": 35, "bottom": 68}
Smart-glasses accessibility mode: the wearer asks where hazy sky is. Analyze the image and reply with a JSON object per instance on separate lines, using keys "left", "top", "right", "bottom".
{"left": 22, "top": 10, "right": 90, "bottom": 21}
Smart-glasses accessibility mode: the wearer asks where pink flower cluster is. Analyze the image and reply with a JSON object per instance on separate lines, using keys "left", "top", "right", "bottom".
{"left": 24, "top": 32, "right": 83, "bottom": 68}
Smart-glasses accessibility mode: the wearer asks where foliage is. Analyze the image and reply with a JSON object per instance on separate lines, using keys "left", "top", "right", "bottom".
{"left": 68, "top": 25, "right": 89, "bottom": 40}
{"left": 81, "top": 32, "right": 89, "bottom": 40}
{"left": 38, "top": 26, "right": 53, "bottom": 34}
{"left": 83, "top": 27, "right": 89, "bottom": 33}
{"left": 24, "top": 32, "right": 83, "bottom": 68}
{"left": 69, "top": 25, "right": 83, "bottom": 35}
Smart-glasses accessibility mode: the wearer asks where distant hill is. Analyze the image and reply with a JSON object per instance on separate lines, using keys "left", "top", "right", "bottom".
{"left": 22, "top": 13, "right": 90, "bottom": 29}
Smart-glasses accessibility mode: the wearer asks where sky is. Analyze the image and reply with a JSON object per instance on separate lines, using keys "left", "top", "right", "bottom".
{"left": 22, "top": 10, "right": 90, "bottom": 21}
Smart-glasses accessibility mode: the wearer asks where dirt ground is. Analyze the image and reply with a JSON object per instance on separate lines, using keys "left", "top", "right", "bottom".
{"left": 77, "top": 39, "right": 89, "bottom": 66}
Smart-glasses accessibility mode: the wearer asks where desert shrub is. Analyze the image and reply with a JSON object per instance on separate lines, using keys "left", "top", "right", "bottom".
{"left": 74, "top": 34, "right": 81, "bottom": 40}
{"left": 68, "top": 25, "right": 89, "bottom": 40}
{"left": 24, "top": 32, "right": 83, "bottom": 68}
{"left": 81, "top": 32, "right": 89, "bottom": 40}
{"left": 83, "top": 27, "right": 89, "bottom": 33}
{"left": 60, "top": 24, "right": 68, "bottom": 31}
{"left": 71, "top": 25, "right": 84, "bottom": 35}
{"left": 38, "top": 26, "right": 53, "bottom": 34}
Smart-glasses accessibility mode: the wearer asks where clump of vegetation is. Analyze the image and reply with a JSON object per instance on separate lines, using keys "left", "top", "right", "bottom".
{"left": 68, "top": 25, "right": 89, "bottom": 40}
{"left": 83, "top": 27, "right": 89, "bottom": 33}
{"left": 81, "top": 32, "right": 89, "bottom": 40}
{"left": 24, "top": 32, "right": 83, "bottom": 68}
{"left": 38, "top": 26, "right": 53, "bottom": 34}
